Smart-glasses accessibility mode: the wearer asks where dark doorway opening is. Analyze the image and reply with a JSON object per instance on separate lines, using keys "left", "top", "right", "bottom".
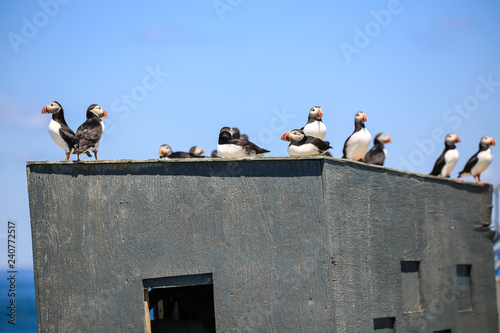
{"left": 144, "top": 273, "right": 216, "bottom": 333}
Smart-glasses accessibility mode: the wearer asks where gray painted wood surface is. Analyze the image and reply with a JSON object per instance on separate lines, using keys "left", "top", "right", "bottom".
{"left": 26, "top": 157, "right": 498, "bottom": 332}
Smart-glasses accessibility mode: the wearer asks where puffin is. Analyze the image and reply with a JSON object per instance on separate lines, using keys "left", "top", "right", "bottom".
{"left": 189, "top": 146, "right": 205, "bottom": 157}
{"left": 458, "top": 136, "right": 496, "bottom": 184}
{"left": 217, "top": 127, "right": 270, "bottom": 157}
{"left": 41, "top": 101, "right": 80, "bottom": 161}
{"left": 342, "top": 112, "right": 371, "bottom": 161}
{"left": 281, "top": 129, "right": 331, "bottom": 156}
{"left": 159, "top": 144, "right": 172, "bottom": 158}
{"left": 301, "top": 106, "right": 326, "bottom": 140}
{"left": 74, "top": 104, "right": 108, "bottom": 161}
{"left": 211, "top": 150, "right": 219, "bottom": 158}
{"left": 363, "top": 133, "right": 392, "bottom": 166}
{"left": 429, "top": 133, "right": 461, "bottom": 177}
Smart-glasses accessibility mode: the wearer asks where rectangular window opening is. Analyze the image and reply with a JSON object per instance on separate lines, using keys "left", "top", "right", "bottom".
{"left": 457, "top": 264, "right": 472, "bottom": 311}
{"left": 143, "top": 273, "right": 216, "bottom": 333}
{"left": 373, "top": 317, "right": 395, "bottom": 332}
{"left": 401, "top": 260, "right": 421, "bottom": 312}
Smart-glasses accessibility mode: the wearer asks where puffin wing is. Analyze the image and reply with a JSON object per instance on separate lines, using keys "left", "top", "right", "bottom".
{"left": 459, "top": 152, "right": 479, "bottom": 176}
{"left": 307, "top": 137, "right": 331, "bottom": 152}
{"left": 342, "top": 134, "right": 353, "bottom": 158}
{"left": 58, "top": 126, "right": 77, "bottom": 147}
{"left": 429, "top": 151, "right": 446, "bottom": 176}
{"left": 238, "top": 139, "right": 269, "bottom": 155}
{"left": 75, "top": 119, "right": 103, "bottom": 153}
{"left": 364, "top": 147, "right": 385, "bottom": 166}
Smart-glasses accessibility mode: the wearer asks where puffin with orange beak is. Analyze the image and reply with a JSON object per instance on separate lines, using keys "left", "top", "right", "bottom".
{"left": 301, "top": 106, "right": 326, "bottom": 140}
{"left": 458, "top": 136, "right": 496, "bottom": 184}
{"left": 429, "top": 133, "right": 461, "bottom": 178}
{"left": 342, "top": 111, "right": 371, "bottom": 161}
{"left": 363, "top": 133, "right": 392, "bottom": 166}
{"left": 74, "top": 104, "right": 108, "bottom": 161}
{"left": 281, "top": 129, "right": 331, "bottom": 156}
{"left": 41, "top": 101, "right": 78, "bottom": 161}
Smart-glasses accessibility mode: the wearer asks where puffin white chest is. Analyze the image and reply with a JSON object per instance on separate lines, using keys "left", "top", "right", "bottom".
{"left": 48, "top": 120, "right": 70, "bottom": 152}
{"left": 471, "top": 149, "right": 493, "bottom": 176}
{"left": 217, "top": 144, "right": 247, "bottom": 158}
{"left": 346, "top": 128, "right": 371, "bottom": 160}
{"left": 303, "top": 121, "right": 327, "bottom": 140}
{"left": 288, "top": 143, "right": 321, "bottom": 156}
{"left": 442, "top": 148, "right": 459, "bottom": 177}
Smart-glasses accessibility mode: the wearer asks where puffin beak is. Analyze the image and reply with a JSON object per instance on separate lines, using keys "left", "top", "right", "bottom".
{"left": 281, "top": 132, "right": 289, "bottom": 141}
{"left": 200, "top": 148, "right": 205, "bottom": 154}
{"left": 455, "top": 136, "right": 461, "bottom": 143}
{"left": 362, "top": 113, "right": 367, "bottom": 122}
{"left": 158, "top": 148, "right": 164, "bottom": 156}
{"left": 41, "top": 105, "right": 50, "bottom": 114}
{"left": 387, "top": 136, "right": 392, "bottom": 143}
{"left": 317, "top": 109, "right": 323, "bottom": 119}
{"left": 491, "top": 138, "right": 496, "bottom": 146}
{"left": 101, "top": 109, "right": 108, "bottom": 119}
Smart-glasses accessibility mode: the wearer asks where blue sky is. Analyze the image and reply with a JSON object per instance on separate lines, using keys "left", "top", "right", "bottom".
{"left": 1, "top": 0, "right": 500, "bottom": 270}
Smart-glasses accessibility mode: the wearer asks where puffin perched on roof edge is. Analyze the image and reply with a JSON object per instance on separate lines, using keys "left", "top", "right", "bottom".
{"left": 281, "top": 129, "right": 331, "bottom": 156}
{"left": 363, "top": 133, "right": 392, "bottom": 166}
{"left": 74, "top": 104, "right": 108, "bottom": 161}
{"left": 458, "top": 136, "right": 495, "bottom": 184}
{"left": 342, "top": 112, "right": 371, "bottom": 161}
{"left": 429, "top": 133, "right": 461, "bottom": 178}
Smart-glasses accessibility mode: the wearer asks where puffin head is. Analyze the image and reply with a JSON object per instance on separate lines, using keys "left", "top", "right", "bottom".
{"left": 480, "top": 135, "right": 496, "bottom": 147}
{"left": 158, "top": 144, "right": 172, "bottom": 157}
{"left": 281, "top": 129, "right": 305, "bottom": 142}
{"left": 309, "top": 106, "right": 323, "bottom": 120}
{"left": 87, "top": 104, "right": 108, "bottom": 119}
{"left": 219, "top": 127, "right": 233, "bottom": 144}
{"left": 41, "top": 101, "right": 62, "bottom": 114}
{"left": 445, "top": 133, "right": 461, "bottom": 145}
{"left": 375, "top": 133, "right": 392, "bottom": 144}
{"left": 355, "top": 111, "right": 367, "bottom": 124}
{"left": 189, "top": 146, "right": 205, "bottom": 157}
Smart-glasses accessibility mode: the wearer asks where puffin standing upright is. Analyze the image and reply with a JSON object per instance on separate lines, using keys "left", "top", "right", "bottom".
{"left": 41, "top": 101, "right": 78, "bottom": 161}
{"left": 342, "top": 112, "right": 371, "bottom": 161}
{"left": 301, "top": 106, "right": 326, "bottom": 140}
{"left": 217, "top": 127, "right": 270, "bottom": 157}
{"left": 281, "top": 129, "right": 331, "bottom": 156}
{"left": 458, "top": 136, "right": 496, "bottom": 184}
{"left": 74, "top": 104, "right": 108, "bottom": 161}
{"left": 429, "top": 133, "right": 461, "bottom": 178}
{"left": 363, "top": 133, "right": 392, "bottom": 166}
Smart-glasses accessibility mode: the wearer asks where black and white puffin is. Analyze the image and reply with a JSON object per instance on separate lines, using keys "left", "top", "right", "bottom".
{"left": 363, "top": 133, "right": 392, "bottom": 166}
{"left": 301, "top": 106, "right": 326, "bottom": 140}
{"left": 217, "top": 127, "right": 270, "bottom": 157}
{"left": 429, "top": 133, "right": 461, "bottom": 177}
{"left": 159, "top": 144, "right": 171, "bottom": 158}
{"left": 342, "top": 111, "right": 371, "bottom": 161}
{"left": 74, "top": 104, "right": 108, "bottom": 161}
{"left": 41, "top": 101, "right": 78, "bottom": 161}
{"left": 281, "top": 129, "right": 331, "bottom": 156}
{"left": 189, "top": 146, "right": 205, "bottom": 157}
{"left": 458, "top": 136, "right": 496, "bottom": 184}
